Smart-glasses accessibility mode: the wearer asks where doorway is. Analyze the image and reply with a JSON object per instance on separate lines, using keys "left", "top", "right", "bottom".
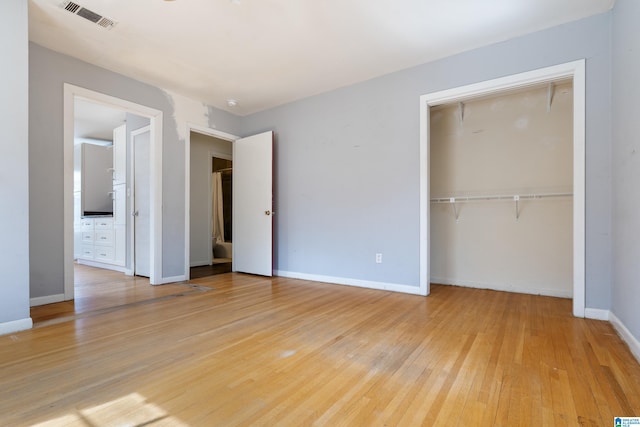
{"left": 63, "top": 84, "right": 163, "bottom": 301}
{"left": 188, "top": 129, "right": 234, "bottom": 279}
{"left": 419, "top": 60, "right": 586, "bottom": 317}
{"left": 185, "top": 127, "right": 274, "bottom": 279}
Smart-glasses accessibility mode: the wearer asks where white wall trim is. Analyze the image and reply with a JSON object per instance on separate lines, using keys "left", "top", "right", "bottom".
{"left": 584, "top": 308, "right": 610, "bottom": 321}
{"left": 610, "top": 312, "right": 640, "bottom": 364}
{"left": 419, "top": 59, "right": 586, "bottom": 317}
{"left": 0, "top": 318, "right": 33, "bottom": 336}
{"left": 431, "top": 278, "right": 573, "bottom": 299}
{"left": 63, "top": 84, "right": 164, "bottom": 298}
{"left": 30, "top": 294, "right": 65, "bottom": 307}
{"left": 184, "top": 123, "right": 238, "bottom": 281}
{"left": 275, "top": 270, "right": 423, "bottom": 295}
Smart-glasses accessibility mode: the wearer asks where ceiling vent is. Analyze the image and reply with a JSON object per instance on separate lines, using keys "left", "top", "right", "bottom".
{"left": 60, "top": 1, "right": 117, "bottom": 30}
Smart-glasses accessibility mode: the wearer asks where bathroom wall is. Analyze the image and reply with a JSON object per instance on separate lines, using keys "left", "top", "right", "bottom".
{"left": 430, "top": 82, "right": 573, "bottom": 296}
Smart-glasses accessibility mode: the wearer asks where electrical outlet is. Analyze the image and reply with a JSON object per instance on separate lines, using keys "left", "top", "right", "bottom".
{"left": 375, "top": 253, "right": 382, "bottom": 264}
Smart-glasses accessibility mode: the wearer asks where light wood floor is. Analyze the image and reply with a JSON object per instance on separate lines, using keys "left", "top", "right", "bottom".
{"left": 3, "top": 267, "right": 640, "bottom": 426}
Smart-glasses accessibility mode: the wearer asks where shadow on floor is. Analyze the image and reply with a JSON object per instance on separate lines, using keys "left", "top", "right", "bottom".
{"left": 190, "top": 262, "right": 232, "bottom": 279}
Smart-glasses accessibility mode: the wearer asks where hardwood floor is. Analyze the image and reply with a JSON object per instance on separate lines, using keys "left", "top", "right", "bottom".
{"left": 190, "top": 262, "right": 233, "bottom": 279}
{"left": 2, "top": 269, "right": 640, "bottom": 425}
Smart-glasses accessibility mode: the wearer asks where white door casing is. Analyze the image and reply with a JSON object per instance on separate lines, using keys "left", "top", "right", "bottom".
{"left": 233, "top": 131, "right": 274, "bottom": 276}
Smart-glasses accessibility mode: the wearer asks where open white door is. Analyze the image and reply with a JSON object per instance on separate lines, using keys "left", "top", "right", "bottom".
{"left": 133, "top": 127, "right": 151, "bottom": 277}
{"left": 233, "top": 131, "right": 273, "bottom": 276}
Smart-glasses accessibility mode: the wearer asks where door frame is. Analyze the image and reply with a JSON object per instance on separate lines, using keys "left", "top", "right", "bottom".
{"left": 419, "top": 60, "right": 586, "bottom": 317}
{"left": 130, "top": 125, "right": 152, "bottom": 276}
{"left": 63, "top": 84, "right": 163, "bottom": 299}
{"left": 184, "top": 124, "right": 238, "bottom": 280}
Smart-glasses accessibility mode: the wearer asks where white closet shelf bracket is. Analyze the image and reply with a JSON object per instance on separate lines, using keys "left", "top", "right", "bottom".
{"left": 458, "top": 102, "right": 465, "bottom": 124}
{"left": 547, "top": 82, "right": 555, "bottom": 112}
{"left": 449, "top": 197, "right": 460, "bottom": 222}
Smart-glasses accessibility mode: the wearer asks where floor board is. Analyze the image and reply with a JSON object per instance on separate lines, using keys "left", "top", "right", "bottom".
{"left": 3, "top": 269, "right": 640, "bottom": 425}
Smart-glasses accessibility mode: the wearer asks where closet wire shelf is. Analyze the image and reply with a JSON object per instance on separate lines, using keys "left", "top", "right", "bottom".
{"left": 430, "top": 192, "right": 573, "bottom": 222}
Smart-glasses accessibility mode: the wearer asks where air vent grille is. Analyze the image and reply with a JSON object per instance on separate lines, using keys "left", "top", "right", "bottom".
{"left": 60, "top": 1, "right": 117, "bottom": 30}
{"left": 64, "top": 1, "right": 80, "bottom": 13}
{"left": 97, "top": 17, "right": 116, "bottom": 29}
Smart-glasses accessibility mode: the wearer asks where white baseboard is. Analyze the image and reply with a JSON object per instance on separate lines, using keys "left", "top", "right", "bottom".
{"left": 0, "top": 317, "right": 33, "bottom": 336}
{"left": 274, "top": 270, "right": 424, "bottom": 295}
{"left": 30, "top": 294, "right": 65, "bottom": 307}
{"left": 610, "top": 312, "right": 640, "bottom": 364}
{"left": 77, "top": 259, "right": 128, "bottom": 273}
{"left": 584, "top": 308, "right": 610, "bottom": 321}
{"left": 430, "top": 277, "right": 572, "bottom": 298}
{"left": 155, "top": 275, "right": 187, "bottom": 285}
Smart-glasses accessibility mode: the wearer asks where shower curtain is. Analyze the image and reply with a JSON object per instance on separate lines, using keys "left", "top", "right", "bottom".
{"left": 212, "top": 172, "right": 225, "bottom": 245}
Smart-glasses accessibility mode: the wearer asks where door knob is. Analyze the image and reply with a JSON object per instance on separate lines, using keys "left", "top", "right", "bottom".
{"left": 265, "top": 210, "right": 271, "bottom": 216}
{"left": 132, "top": 210, "right": 139, "bottom": 217}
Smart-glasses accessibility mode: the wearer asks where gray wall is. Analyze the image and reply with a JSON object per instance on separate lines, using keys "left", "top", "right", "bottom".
{"left": 0, "top": 1, "right": 30, "bottom": 326}
{"left": 612, "top": 0, "right": 640, "bottom": 338}
{"left": 29, "top": 43, "right": 241, "bottom": 297}
{"left": 22, "top": 11, "right": 619, "bottom": 316}
{"left": 241, "top": 13, "right": 613, "bottom": 308}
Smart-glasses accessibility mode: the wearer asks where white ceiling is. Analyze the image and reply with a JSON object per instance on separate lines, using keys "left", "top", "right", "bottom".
{"left": 29, "top": 0, "right": 614, "bottom": 116}
{"left": 74, "top": 99, "right": 126, "bottom": 141}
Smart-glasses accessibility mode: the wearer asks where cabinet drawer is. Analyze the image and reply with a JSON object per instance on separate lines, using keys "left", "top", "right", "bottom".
{"left": 80, "top": 219, "right": 94, "bottom": 231}
{"left": 94, "top": 245, "right": 114, "bottom": 262}
{"left": 82, "top": 232, "right": 94, "bottom": 243}
{"left": 94, "top": 230, "right": 114, "bottom": 246}
{"left": 80, "top": 245, "right": 94, "bottom": 259}
{"left": 94, "top": 218, "right": 114, "bottom": 229}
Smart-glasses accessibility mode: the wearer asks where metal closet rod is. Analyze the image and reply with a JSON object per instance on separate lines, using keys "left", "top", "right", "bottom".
{"left": 430, "top": 192, "right": 573, "bottom": 203}
{"left": 431, "top": 192, "right": 573, "bottom": 222}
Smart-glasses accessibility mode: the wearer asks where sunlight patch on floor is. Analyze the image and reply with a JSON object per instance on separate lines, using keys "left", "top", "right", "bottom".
{"left": 31, "top": 393, "right": 188, "bottom": 427}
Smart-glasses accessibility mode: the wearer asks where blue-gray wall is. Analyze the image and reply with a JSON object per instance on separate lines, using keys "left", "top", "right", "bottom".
{"left": 29, "top": 43, "right": 241, "bottom": 298}
{"left": 612, "top": 0, "right": 640, "bottom": 339}
{"left": 242, "top": 13, "right": 613, "bottom": 309}
{"left": 0, "top": 0, "right": 30, "bottom": 329}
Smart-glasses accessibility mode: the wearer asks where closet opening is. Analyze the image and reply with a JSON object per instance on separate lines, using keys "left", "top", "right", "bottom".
{"left": 419, "top": 60, "right": 586, "bottom": 317}
{"left": 429, "top": 80, "right": 573, "bottom": 299}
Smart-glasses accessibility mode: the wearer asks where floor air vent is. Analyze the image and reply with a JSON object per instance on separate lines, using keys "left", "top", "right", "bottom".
{"left": 60, "top": 1, "right": 117, "bottom": 29}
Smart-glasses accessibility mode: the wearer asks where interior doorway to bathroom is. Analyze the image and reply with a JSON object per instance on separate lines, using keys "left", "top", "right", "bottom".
{"left": 189, "top": 130, "right": 233, "bottom": 279}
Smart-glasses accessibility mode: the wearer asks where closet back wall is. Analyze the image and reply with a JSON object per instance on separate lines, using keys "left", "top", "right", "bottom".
{"left": 430, "top": 82, "right": 573, "bottom": 297}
